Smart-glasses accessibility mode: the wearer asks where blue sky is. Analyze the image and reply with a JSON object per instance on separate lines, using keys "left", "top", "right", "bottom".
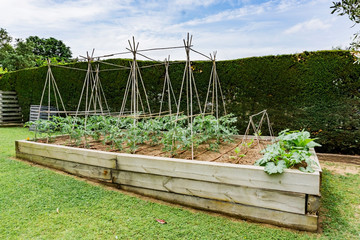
{"left": 1, "top": 0, "right": 356, "bottom": 60}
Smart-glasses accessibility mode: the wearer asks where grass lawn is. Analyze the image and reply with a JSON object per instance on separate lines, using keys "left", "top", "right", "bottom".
{"left": 0, "top": 127, "right": 359, "bottom": 239}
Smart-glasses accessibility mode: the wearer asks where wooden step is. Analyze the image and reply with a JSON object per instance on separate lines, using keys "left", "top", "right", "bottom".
{"left": 0, "top": 91, "right": 17, "bottom": 95}
{"left": 0, "top": 112, "right": 23, "bottom": 116}
{"left": 0, "top": 116, "right": 23, "bottom": 120}
{"left": 0, "top": 108, "right": 21, "bottom": 112}
{"left": 1, "top": 99, "right": 19, "bottom": 103}
{"left": 0, "top": 104, "right": 20, "bottom": 108}
{"left": 0, "top": 95, "right": 18, "bottom": 100}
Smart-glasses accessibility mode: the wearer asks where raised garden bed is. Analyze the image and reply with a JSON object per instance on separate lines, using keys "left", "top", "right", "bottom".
{"left": 16, "top": 135, "right": 321, "bottom": 232}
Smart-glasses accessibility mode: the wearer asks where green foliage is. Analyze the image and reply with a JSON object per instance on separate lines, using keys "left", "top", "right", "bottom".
{"left": 331, "top": 1, "right": 360, "bottom": 24}
{"left": 0, "top": 66, "right": 7, "bottom": 74}
{"left": 26, "top": 114, "right": 238, "bottom": 156}
{"left": 1, "top": 50, "right": 360, "bottom": 154}
{"left": 0, "top": 38, "right": 37, "bottom": 71}
{"left": 331, "top": 1, "right": 360, "bottom": 52}
{"left": 0, "top": 28, "right": 12, "bottom": 48}
{"left": 255, "top": 130, "right": 321, "bottom": 174}
{"left": 0, "top": 29, "right": 73, "bottom": 71}
{"left": 26, "top": 36, "right": 72, "bottom": 63}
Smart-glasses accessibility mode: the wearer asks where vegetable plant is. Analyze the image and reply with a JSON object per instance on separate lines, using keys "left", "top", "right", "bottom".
{"left": 25, "top": 113, "right": 239, "bottom": 156}
{"left": 255, "top": 129, "right": 321, "bottom": 174}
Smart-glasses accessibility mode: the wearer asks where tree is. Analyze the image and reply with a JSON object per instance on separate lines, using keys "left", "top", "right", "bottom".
{"left": 26, "top": 36, "right": 72, "bottom": 62}
{"left": 0, "top": 28, "right": 36, "bottom": 71}
{"left": 0, "top": 38, "right": 36, "bottom": 71}
{"left": 0, "top": 29, "right": 73, "bottom": 71}
{"left": 331, "top": 1, "right": 360, "bottom": 50}
{"left": 0, "top": 28, "right": 12, "bottom": 48}
{"left": 331, "top": 1, "right": 360, "bottom": 24}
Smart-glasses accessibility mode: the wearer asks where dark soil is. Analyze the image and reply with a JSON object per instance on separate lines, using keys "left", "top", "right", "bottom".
{"left": 37, "top": 136, "right": 271, "bottom": 165}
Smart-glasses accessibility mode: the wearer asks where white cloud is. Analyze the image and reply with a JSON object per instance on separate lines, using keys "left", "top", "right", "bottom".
{"left": 177, "top": 2, "right": 272, "bottom": 26}
{"left": 174, "top": 0, "right": 219, "bottom": 7}
{"left": 0, "top": 0, "right": 356, "bottom": 60}
{"left": 284, "top": 19, "right": 331, "bottom": 34}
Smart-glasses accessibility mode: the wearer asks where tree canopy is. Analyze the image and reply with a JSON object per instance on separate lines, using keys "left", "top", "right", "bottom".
{"left": 0, "top": 28, "right": 72, "bottom": 71}
{"left": 26, "top": 36, "right": 72, "bottom": 62}
{"left": 331, "top": 0, "right": 360, "bottom": 24}
{"left": 331, "top": 1, "right": 360, "bottom": 50}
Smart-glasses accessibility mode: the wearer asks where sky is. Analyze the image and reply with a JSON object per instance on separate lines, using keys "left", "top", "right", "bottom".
{"left": 0, "top": 0, "right": 357, "bottom": 60}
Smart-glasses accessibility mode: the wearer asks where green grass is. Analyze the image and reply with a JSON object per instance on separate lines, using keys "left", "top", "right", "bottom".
{"left": 0, "top": 127, "right": 359, "bottom": 239}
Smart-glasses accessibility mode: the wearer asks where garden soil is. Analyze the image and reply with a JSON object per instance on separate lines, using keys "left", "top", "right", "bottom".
{"left": 37, "top": 136, "right": 271, "bottom": 165}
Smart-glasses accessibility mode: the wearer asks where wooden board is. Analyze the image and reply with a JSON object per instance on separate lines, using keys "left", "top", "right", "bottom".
{"left": 0, "top": 116, "right": 22, "bottom": 121}
{"left": 17, "top": 140, "right": 117, "bottom": 169}
{"left": 0, "top": 104, "right": 20, "bottom": 108}
{"left": 0, "top": 96, "right": 18, "bottom": 99}
{"left": 317, "top": 153, "right": 360, "bottom": 166}
{"left": 112, "top": 170, "right": 306, "bottom": 214}
{"left": 0, "top": 112, "right": 22, "bottom": 116}
{"left": 120, "top": 185, "right": 318, "bottom": 232}
{"left": 0, "top": 91, "right": 17, "bottom": 95}
{"left": 116, "top": 153, "right": 321, "bottom": 195}
{"left": 310, "top": 149, "right": 322, "bottom": 172}
{"left": 15, "top": 139, "right": 320, "bottom": 231}
{"left": 16, "top": 140, "right": 320, "bottom": 195}
{"left": 0, "top": 108, "right": 21, "bottom": 112}
{"left": 16, "top": 152, "right": 112, "bottom": 181}
{"left": 1, "top": 99, "right": 18, "bottom": 103}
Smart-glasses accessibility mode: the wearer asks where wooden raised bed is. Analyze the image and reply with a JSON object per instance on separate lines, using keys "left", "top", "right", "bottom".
{"left": 15, "top": 139, "right": 321, "bottom": 231}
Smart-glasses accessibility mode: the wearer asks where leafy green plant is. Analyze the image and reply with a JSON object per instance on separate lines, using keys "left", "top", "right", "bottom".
{"left": 255, "top": 129, "right": 321, "bottom": 174}
{"left": 229, "top": 146, "right": 246, "bottom": 160}
{"left": 24, "top": 119, "right": 57, "bottom": 143}
{"left": 25, "top": 114, "right": 239, "bottom": 156}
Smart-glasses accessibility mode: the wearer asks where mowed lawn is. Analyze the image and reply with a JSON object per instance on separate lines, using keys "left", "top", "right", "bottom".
{"left": 0, "top": 127, "right": 359, "bottom": 239}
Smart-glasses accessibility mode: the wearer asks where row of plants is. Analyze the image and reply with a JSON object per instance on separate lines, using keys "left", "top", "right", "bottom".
{"left": 25, "top": 115, "right": 321, "bottom": 174}
{"left": 25, "top": 114, "right": 238, "bottom": 156}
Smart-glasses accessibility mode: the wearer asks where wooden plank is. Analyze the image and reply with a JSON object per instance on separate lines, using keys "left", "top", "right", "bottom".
{"left": 0, "top": 106, "right": 21, "bottom": 109}
{"left": 120, "top": 185, "right": 318, "bottom": 232}
{"left": 116, "top": 153, "right": 321, "bottom": 195}
{"left": 0, "top": 108, "right": 21, "bottom": 112}
{"left": 17, "top": 140, "right": 117, "bottom": 169}
{"left": 0, "top": 112, "right": 22, "bottom": 116}
{"left": 16, "top": 140, "right": 321, "bottom": 195}
{"left": 0, "top": 119, "right": 23, "bottom": 123}
{"left": 0, "top": 123, "right": 23, "bottom": 127}
{"left": 112, "top": 170, "right": 306, "bottom": 214}
{"left": 0, "top": 116, "right": 23, "bottom": 120}
{"left": 0, "top": 96, "right": 18, "bottom": 100}
{"left": 0, "top": 104, "right": 20, "bottom": 108}
{"left": 16, "top": 152, "right": 112, "bottom": 181}
{"left": 1, "top": 99, "right": 18, "bottom": 103}
{"left": 310, "top": 149, "right": 322, "bottom": 172}
{"left": 0, "top": 91, "right": 17, "bottom": 94}
{"left": 317, "top": 153, "right": 360, "bottom": 166}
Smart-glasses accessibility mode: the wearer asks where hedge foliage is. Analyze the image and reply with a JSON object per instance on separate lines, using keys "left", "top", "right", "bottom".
{"left": 0, "top": 50, "right": 359, "bottom": 154}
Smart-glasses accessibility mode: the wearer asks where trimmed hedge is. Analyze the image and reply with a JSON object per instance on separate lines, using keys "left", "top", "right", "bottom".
{"left": 1, "top": 50, "right": 359, "bottom": 154}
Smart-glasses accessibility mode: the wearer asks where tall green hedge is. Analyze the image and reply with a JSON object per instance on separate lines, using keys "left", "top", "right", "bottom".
{"left": 1, "top": 50, "right": 359, "bottom": 154}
